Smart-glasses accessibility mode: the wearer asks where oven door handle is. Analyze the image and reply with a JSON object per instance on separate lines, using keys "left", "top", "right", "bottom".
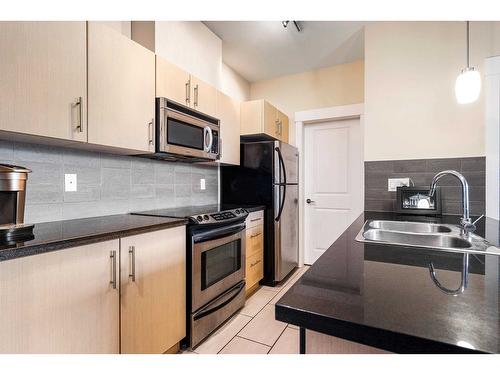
{"left": 193, "top": 281, "right": 245, "bottom": 321}
{"left": 193, "top": 223, "right": 246, "bottom": 243}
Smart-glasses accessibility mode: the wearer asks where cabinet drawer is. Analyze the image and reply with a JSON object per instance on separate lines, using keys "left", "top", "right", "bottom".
{"left": 245, "top": 210, "right": 264, "bottom": 229}
{"left": 246, "top": 226, "right": 263, "bottom": 258}
{"left": 245, "top": 251, "right": 263, "bottom": 291}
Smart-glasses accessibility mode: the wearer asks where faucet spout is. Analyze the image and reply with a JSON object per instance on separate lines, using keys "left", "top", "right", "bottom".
{"left": 428, "top": 170, "right": 471, "bottom": 229}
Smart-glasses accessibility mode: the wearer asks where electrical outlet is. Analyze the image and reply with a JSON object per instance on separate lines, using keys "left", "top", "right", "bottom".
{"left": 65, "top": 174, "right": 77, "bottom": 192}
{"left": 388, "top": 178, "right": 410, "bottom": 192}
{"left": 200, "top": 178, "right": 206, "bottom": 191}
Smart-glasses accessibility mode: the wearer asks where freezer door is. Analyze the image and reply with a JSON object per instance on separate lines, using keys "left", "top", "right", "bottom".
{"left": 274, "top": 184, "right": 299, "bottom": 282}
{"left": 274, "top": 141, "right": 299, "bottom": 184}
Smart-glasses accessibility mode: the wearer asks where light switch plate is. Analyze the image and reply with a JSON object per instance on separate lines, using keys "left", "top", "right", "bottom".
{"left": 200, "top": 178, "right": 206, "bottom": 191}
{"left": 65, "top": 174, "right": 77, "bottom": 192}
{"left": 388, "top": 177, "right": 410, "bottom": 192}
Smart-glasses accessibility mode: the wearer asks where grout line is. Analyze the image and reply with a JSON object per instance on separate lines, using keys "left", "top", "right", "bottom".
{"left": 234, "top": 335, "right": 273, "bottom": 349}
{"left": 267, "top": 324, "right": 290, "bottom": 354}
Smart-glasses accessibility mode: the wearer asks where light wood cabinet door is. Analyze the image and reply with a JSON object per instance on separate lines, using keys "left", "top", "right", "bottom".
{"left": 0, "top": 240, "right": 120, "bottom": 353}
{"left": 216, "top": 91, "right": 241, "bottom": 165}
{"left": 191, "top": 76, "right": 217, "bottom": 117}
{"left": 156, "top": 56, "right": 191, "bottom": 106}
{"left": 277, "top": 109, "right": 290, "bottom": 143}
{"left": 87, "top": 22, "right": 155, "bottom": 153}
{"left": 240, "top": 100, "right": 263, "bottom": 136}
{"left": 120, "top": 226, "right": 186, "bottom": 354}
{"left": 263, "top": 100, "right": 279, "bottom": 139}
{"left": 0, "top": 21, "right": 87, "bottom": 142}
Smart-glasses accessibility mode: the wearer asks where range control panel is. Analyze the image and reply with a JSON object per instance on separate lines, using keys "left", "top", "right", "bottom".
{"left": 189, "top": 209, "right": 248, "bottom": 225}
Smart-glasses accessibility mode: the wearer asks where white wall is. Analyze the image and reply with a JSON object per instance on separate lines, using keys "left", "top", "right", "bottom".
{"left": 485, "top": 56, "right": 500, "bottom": 220}
{"left": 365, "top": 21, "right": 500, "bottom": 161}
{"left": 220, "top": 62, "right": 250, "bottom": 101}
{"left": 101, "top": 21, "right": 131, "bottom": 38}
{"left": 153, "top": 21, "right": 250, "bottom": 101}
{"left": 155, "top": 21, "right": 221, "bottom": 88}
{"left": 250, "top": 60, "right": 364, "bottom": 145}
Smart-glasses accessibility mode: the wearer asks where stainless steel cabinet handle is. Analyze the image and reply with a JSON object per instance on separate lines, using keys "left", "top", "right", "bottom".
{"left": 185, "top": 80, "right": 191, "bottom": 104}
{"left": 250, "top": 259, "right": 261, "bottom": 267}
{"left": 128, "top": 246, "right": 136, "bottom": 282}
{"left": 306, "top": 198, "right": 315, "bottom": 204}
{"left": 250, "top": 218, "right": 261, "bottom": 222}
{"left": 73, "top": 97, "right": 83, "bottom": 133}
{"left": 148, "top": 118, "right": 154, "bottom": 146}
{"left": 109, "top": 250, "right": 117, "bottom": 289}
{"left": 250, "top": 232, "right": 262, "bottom": 238}
{"left": 275, "top": 119, "right": 280, "bottom": 134}
{"left": 194, "top": 84, "right": 199, "bottom": 107}
{"left": 278, "top": 121, "right": 282, "bottom": 136}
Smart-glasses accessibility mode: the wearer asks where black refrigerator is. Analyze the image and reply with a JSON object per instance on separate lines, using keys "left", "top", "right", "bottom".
{"left": 221, "top": 140, "right": 299, "bottom": 286}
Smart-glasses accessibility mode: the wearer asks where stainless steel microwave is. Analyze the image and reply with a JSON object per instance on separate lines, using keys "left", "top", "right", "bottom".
{"left": 154, "top": 98, "right": 220, "bottom": 162}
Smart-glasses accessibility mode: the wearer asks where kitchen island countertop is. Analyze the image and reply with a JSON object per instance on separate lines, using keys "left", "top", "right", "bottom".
{"left": 275, "top": 211, "right": 500, "bottom": 353}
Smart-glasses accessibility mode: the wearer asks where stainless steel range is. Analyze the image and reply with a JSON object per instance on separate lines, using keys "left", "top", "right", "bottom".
{"left": 131, "top": 205, "right": 248, "bottom": 348}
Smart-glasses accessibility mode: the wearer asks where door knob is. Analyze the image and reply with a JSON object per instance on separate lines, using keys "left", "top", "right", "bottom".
{"left": 306, "top": 199, "right": 315, "bottom": 204}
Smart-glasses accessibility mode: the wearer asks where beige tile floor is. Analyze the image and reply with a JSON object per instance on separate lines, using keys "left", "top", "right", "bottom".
{"left": 183, "top": 266, "right": 309, "bottom": 355}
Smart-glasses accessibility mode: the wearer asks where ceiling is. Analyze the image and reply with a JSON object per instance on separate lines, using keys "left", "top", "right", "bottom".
{"left": 204, "top": 21, "right": 365, "bottom": 82}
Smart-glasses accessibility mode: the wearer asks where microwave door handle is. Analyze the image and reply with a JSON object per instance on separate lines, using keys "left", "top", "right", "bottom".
{"left": 204, "top": 126, "right": 213, "bottom": 152}
{"left": 192, "top": 282, "right": 245, "bottom": 321}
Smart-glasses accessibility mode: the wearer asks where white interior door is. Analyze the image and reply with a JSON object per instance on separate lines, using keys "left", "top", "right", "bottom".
{"left": 304, "top": 118, "right": 363, "bottom": 265}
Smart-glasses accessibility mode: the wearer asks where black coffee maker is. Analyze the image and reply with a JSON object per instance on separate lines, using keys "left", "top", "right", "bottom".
{"left": 0, "top": 164, "right": 34, "bottom": 242}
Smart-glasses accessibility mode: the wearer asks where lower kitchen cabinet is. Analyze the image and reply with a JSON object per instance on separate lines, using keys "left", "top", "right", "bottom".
{"left": 245, "top": 211, "right": 264, "bottom": 294}
{"left": 0, "top": 240, "right": 120, "bottom": 354}
{"left": 120, "top": 226, "right": 186, "bottom": 354}
{"left": 305, "top": 329, "right": 390, "bottom": 354}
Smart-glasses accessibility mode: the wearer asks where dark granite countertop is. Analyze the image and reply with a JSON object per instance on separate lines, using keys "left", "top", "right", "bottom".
{"left": 275, "top": 211, "right": 500, "bottom": 354}
{"left": 0, "top": 214, "right": 187, "bottom": 262}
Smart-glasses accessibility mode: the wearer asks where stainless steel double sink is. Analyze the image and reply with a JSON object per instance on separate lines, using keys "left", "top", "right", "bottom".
{"left": 356, "top": 220, "right": 500, "bottom": 255}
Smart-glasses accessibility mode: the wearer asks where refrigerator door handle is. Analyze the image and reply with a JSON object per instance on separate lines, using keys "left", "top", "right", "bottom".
{"left": 275, "top": 147, "right": 287, "bottom": 185}
{"left": 275, "top": 184, "right": 286, "bottom": 222}
{"left": 275, "top": 147, "right": 287, "bottom": 222}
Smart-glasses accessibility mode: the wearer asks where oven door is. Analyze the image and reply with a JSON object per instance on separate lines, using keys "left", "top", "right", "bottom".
{"left": 191, "top": 223, "right": 246, "bottom": 312}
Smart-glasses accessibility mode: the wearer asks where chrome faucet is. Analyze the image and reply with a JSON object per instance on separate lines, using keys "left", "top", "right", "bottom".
{"left": 428, "top": 170, "right": 474, "bottom": 232}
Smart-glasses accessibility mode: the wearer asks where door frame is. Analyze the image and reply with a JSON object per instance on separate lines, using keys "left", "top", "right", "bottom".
{"left": 295, "top": 103, "right": 364, "bottom": 266}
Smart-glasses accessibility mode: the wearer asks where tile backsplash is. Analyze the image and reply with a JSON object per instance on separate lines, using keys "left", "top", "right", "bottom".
{"left": 0, "top": 140, "right": 218, "bottom": 223}
{"left": 365, "top": 157, "right": 485, "bottom": 215}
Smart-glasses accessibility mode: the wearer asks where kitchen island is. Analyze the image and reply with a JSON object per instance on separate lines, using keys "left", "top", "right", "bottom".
{"left": 275, "top": 211, "right": 500, "bottom": 354}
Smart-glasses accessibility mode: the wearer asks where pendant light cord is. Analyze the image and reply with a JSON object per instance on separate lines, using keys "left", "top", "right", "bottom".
{"left": 466, "top": 21, "right": 470, "bottom": 68}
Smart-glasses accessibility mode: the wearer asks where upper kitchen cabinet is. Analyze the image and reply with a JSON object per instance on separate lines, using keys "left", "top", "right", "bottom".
{"left": 156, "top": 56, "right": 191, "bottom": 106}
{"left": 277, "top": 109, "right": 289, "bottom": 143}
{"left": 0, "top": 22, "right": 87, "bottom": 142}
{"left": 156, "top": 57, "right": 217, "bottom": 118}
{"left": 216, "top": 91, "right": 240, "bottom": 165}
{"left": 191, "top": 76, "right": 217, "bottom": 117}
{"left": 241, "top": 99, "right": 290, "bottom": 143}
{"left": 87, "top": 22, "right": 156, "bottom": 153}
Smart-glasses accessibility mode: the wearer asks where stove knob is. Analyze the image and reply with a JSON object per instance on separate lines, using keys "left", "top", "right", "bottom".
{"left": 235, "top": 209, "right": 240, "bottom": 214}
{"left": 203, "top": 215, "right": 209, "bottom": 221}
{"left": 197, "top": 216, "right": 203, "bottom": 222}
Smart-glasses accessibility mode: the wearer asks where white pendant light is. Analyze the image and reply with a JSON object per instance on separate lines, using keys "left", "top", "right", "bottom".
{"left": 455, "top": 21, "right": 481, "bottom": 104}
